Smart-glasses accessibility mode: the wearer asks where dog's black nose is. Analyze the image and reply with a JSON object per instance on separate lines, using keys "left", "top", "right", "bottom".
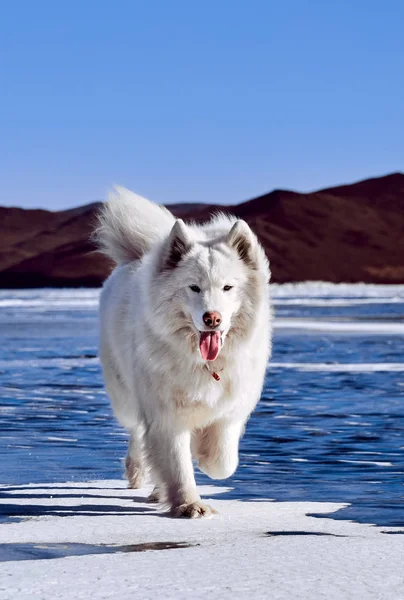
{"left": 203, "top": 311, "right": 222, "bottom": 328}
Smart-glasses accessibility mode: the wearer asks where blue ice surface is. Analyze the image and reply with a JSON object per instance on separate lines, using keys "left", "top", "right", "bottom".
{"left": 0, "top": 285, "right": 403, "bottom": 527}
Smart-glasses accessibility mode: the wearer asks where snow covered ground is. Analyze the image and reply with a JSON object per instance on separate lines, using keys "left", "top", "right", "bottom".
{"left": 0, "top": 480, "right": 403, "bottom": 600}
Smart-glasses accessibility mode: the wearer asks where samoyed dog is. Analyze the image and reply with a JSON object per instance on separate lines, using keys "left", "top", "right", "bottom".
{"left": 96, "top": 186, "right": 272, "bottom": 518}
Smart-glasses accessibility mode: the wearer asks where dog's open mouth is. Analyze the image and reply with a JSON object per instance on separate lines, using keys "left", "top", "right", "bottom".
{"left": 199, "top": 331, "right": 222, "bottom": 361}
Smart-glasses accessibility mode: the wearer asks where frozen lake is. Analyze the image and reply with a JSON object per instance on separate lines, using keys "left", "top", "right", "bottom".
{"left": 0, "top": 283, "right": 403, "bottom": 526}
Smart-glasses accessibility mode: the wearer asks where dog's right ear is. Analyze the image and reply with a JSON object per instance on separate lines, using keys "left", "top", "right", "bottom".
{"left": 159, "top": 220, "right": 192, "bottom": 271}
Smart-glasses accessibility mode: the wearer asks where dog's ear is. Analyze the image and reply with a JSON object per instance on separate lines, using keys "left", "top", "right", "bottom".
{"left": 160, "top": 219, "right": 192, "bottom": 271}
{"left": 226, "top": 220, "right": 257, "bottom": 268}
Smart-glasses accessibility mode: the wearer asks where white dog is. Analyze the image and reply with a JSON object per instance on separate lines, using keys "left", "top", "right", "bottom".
{"left": 96, "top": 187, "right": 272, "bottom": 518}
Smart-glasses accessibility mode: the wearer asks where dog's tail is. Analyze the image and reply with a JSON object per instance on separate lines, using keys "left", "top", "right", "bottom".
{"left": 94, "top": 186, "right": 176, "bottom": 264}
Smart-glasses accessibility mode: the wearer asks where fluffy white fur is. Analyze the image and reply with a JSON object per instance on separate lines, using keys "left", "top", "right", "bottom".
{"left": 96, "top": 186, "right": 272, "bottom": 518}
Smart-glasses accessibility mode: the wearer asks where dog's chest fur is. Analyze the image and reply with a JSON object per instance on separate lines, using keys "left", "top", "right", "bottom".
{"left": 171, "top": 358, "right": 245, "bottom": 428}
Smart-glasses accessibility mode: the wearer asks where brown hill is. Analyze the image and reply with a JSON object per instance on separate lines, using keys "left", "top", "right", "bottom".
{"left": 0, "top": 173, "right": 403, "bottom": 287}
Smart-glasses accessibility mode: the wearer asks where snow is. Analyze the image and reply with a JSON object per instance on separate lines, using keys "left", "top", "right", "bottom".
{"left": 269, "top": 362, "right": 404, "bottom": 372}
{"left": 0, "top": 481, "right": 403, "bottom": 600}
{"left": 270, "top": 282, "right": 404, "bottom": 299}
{"left": 274, "top": 318, "right": 404, "bottom": 334}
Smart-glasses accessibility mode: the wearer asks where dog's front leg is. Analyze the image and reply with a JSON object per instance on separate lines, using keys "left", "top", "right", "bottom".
{"left": 194, "top": 419, "right": 245, "bottom": 480}
{"left": 146, "top": 423, "right": 216, "bottom": 518}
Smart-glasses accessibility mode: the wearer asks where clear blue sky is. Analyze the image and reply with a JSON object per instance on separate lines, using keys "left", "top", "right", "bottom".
{"left": 1, "top": 0, "right": 403, "bottom": 210}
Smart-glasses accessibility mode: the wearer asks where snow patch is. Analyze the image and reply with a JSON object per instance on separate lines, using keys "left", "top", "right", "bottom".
{"left": 0, "top": 480, "right": 403, "bottom": 600}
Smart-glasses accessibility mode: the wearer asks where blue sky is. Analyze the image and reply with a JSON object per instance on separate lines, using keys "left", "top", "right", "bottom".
{"left": 1, "top": 1, "right": 403, "bottom": 210}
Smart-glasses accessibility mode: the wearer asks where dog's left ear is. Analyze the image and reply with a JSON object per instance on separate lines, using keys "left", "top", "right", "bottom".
{"left": 160, "top": 219, "right": 192, "bottom": 271}
{"left": 226, "top": 220, "right": 257, "bottom": 268}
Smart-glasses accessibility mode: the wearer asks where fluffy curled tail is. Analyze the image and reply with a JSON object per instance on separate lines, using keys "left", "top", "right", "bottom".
{"left": 94, "top": 186, "right": 175, "bottom": 264}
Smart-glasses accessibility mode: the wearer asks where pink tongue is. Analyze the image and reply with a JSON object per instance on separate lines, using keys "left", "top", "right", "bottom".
{"left": 199, "top": 331, "right": 221, "bottom": 361}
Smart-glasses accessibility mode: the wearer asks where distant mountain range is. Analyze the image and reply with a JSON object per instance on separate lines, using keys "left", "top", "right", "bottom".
{"left": 1, "top": 173, "right": 403, "bottom": 287}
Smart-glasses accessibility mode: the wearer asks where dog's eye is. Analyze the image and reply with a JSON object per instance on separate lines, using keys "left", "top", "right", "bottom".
{"left": 223, "top": 285, "right": 233, "bottom": 292}
{"left": 189, "top": 285, "right": 201, "bottom": 293}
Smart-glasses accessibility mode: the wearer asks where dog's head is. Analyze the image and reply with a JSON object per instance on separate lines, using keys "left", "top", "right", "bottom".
{"left": 150, "top": 215, "right": 270, "bottom": 362}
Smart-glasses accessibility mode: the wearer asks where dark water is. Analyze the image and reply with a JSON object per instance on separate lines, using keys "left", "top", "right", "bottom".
{"left": 0, "top": 286, "right": 403, "bottom": 527}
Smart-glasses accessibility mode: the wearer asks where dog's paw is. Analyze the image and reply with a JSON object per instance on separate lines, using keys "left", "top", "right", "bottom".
{"left": 171, "top": 501, "right": 217, "bottom": 519}
{"left": 126, "top": 473, "right": 145, "bottom": 489}
{"left": 147, "top": 490, "right": 160, "bottom": 503}
{"left": 147, "top": 486, "right": 165, "bottom": 503}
